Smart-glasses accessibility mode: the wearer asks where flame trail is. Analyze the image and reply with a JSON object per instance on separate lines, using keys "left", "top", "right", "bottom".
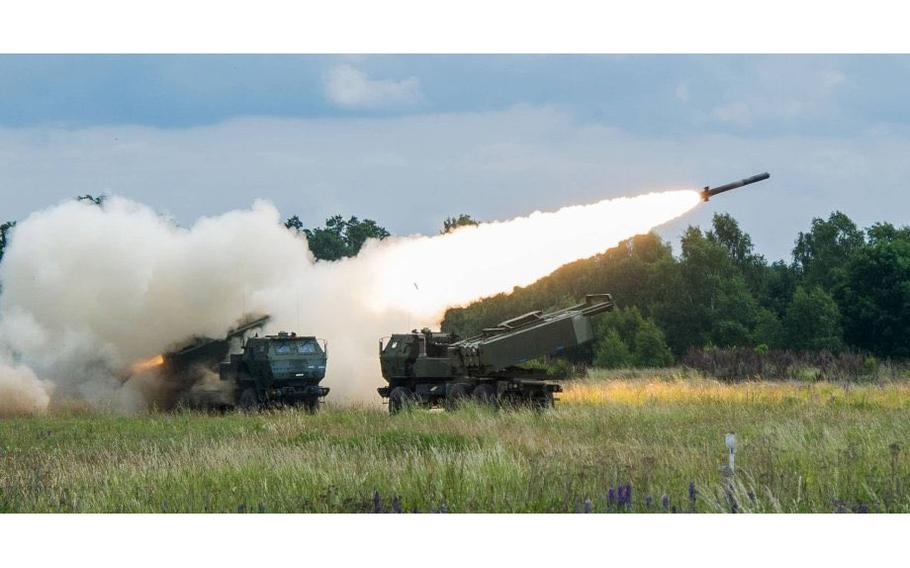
{"left": 367, "top": 190, "right": 700, "bottom": 318}
{"left": 0, "top": 188, "right": 702, "bottom": 411}
{"left": 129, "top": 354, "right": 164, "bottom": 375}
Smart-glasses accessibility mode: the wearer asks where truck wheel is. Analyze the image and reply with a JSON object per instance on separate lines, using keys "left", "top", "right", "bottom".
{"left": 445, "top": 383, "right": 470, "bottom": 411}
{"left": 533, "top": 392, "right": 555, "bottom": 410}
{"left": 472, "top": 384, "right": 498, "bottom": 407}
{"left": 237, "top": 387, "right": 259, "bottom": 412}
{"left": 302, "top": 396, "right": 320, "bottom": 414}
{"left": 389, "top": 387, "right": 412, "bottom": 415}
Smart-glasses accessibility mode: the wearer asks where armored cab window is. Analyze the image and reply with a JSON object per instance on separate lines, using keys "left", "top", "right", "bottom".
{"left": 274, "top": 342, "right": 292, "bottom": 354}
{"left": 297, "top": 340, "right": 319, "bottom": 354}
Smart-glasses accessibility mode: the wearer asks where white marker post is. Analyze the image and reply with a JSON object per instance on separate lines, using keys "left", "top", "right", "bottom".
{"left": 725, "top": 432, "right": 736, "bottom": 474}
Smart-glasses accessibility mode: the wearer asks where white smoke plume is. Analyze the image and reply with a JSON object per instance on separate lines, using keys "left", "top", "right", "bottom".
{"left": 0, "top": 190, "right": 700, "bottom": 414}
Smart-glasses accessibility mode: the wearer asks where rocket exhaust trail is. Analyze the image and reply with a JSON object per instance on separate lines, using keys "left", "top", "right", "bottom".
{"left": 0, "top": 187, "right": 704, "bottom": 411}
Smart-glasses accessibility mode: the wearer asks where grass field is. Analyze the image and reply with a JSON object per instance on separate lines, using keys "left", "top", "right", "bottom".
{"left": 2, "top": 369, "right": 910, "bottom": 513}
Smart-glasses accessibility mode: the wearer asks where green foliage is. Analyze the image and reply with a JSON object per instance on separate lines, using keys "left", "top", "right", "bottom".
{"left": 793, "top": 211, "right": 865, "bottom": 290}
{"left": 653, "top": 224, "right": 758, "bottom": 355}
{"left": 443, "top": 208, "right": 910, "bottom": 365}
{"left": 593, "top": 329, "right": 633, "bottom": 368}
{"left": 441, "top": 213, "right": 479, "bottom": 234}
{"left": 838, "top": 224, "right": 910, "bottom": 357}
{"left": 783, "top": 286, "right": 843, "bottom": 352}
{"left": 632, "top": 324, "right": 674, "bottom": 367}
{"left": 76, "top": 194, "right": 106, "bottom": 206}
{"left": 593, "top": 307, "right": 673, "bottom": 368}
{"left": 286, "top": 214, "right": 390, "bottom": 261}
{"left": 0, "top": 220, "right": 15, "bottom": 266}
{"left": 752, "top": 308, "right": 785, "bottom": 349}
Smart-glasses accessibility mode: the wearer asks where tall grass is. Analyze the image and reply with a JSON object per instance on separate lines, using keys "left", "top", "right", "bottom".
{"left": 1, "top": 370, "right": 909, "bottom": 512}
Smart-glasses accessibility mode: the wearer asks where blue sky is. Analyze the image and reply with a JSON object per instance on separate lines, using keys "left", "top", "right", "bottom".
{"left": 2, "top": 55, "right": 910, "bottom": 260}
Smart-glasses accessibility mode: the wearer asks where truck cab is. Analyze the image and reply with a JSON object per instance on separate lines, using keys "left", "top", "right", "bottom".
{"left": 220, "top": 332, "right": 329, "bottom": 411}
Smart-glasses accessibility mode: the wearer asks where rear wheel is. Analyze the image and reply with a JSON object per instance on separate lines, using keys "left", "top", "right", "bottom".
{"left": 472, "top": 383, "right": 498, "bottom": 407}
{"left": 444, "top": 383, "right": 471, "bottom": 411}
{"left": 237, "top": 387, "right": 259, "bottom": 412}
{"left": 532, "top": 391, "right": 555, "bottom": 410}
{"left": 389, "top": 387, "right": 412, "bottom": 415}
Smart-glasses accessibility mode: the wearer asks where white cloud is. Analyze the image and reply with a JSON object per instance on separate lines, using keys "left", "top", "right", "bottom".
{"left": 1, "top": 105, "right": 909, "bottom": 262}
{"left": 711, "top": 63, "right": 848, "bottom": 125}
{"left": 324, "top": 64, "right": 423, "bottom": 109}
{"left": 713, "top": 101, "right": 752, "bottom": 124}
{"left": 675, "top": 82, "right": 690, "bottom": 103}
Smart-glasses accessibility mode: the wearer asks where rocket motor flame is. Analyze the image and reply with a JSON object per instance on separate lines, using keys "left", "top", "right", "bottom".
{"left": 129, "top": 354, "right": 164, "bottom": 375}
{"left": 0, "top": 187, "right": 702, "bottom": 411}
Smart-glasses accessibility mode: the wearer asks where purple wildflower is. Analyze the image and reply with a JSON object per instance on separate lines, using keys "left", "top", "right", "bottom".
{"left": 608, "top": 486, "right": 616, "bottom": 506}
{"left": 661, "top": 495, "right": 670, "bottom": 510}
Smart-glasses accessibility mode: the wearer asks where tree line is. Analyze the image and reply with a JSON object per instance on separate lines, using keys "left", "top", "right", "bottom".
{"left": 441, "top": 211, "right": 910, "bottom": 366}
{"left": 3, "top": 196, "right": 906, "bottom": 367}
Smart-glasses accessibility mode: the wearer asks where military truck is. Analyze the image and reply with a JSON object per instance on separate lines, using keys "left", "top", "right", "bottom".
{"left": 377, "top": 293, "right": 614, "bottom": 414}
{"left": 157, "top": 315, "right": 329, "bottom": 412}
{"left": 219, "top": 331, "right": 329, "bottom": 412}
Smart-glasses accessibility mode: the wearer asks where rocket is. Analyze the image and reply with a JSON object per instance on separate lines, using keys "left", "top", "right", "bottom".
{"left": 700, "top": 172, "right": 770, "bottom": 202}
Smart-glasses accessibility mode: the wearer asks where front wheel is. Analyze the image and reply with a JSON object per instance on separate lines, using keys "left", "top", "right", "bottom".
{"left": 389, "top": 386, "right": 413, "bottom": 415}
{"left": 301, "top": 396, "right": 320, "bottom": 414}
{"left": 237, "top": 387, "right": 260, "bottom": 412}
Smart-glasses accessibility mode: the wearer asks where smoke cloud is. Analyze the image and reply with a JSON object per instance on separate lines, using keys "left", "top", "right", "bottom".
{"left": 0, "top": 190, "right": 700, "bottom": 414}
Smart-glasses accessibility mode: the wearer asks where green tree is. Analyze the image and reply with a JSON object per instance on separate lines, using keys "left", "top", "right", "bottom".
{"left": 441, "top": 214, "right": 479, "bottom": 234}
{"left": 706, "top": 213, "right": 769, "bottom": 299}
{"left": 77, "top": 194, "right": 106, "bottom": 206}
{"left": 654, "top": 226, "right": 758, "bottom": 355}
{"left": 632, "top": 322, "right": 674, "bottom": 367}
{"left": 838, "top": 224, "right": 910, "bottom": 357}
{"left": 752, "top": 307, "right": 785, "bottom": 349}
{"left": 783, "top": 286, "right": 843, "bottom": 352}
{"left": 792, "top": 211, "right": 864, "bottom": 290}
{"left": 593, "top": 329, "right": 633, "bottom": 368}
{"left": 0, "top": 220, "right": 15, "bottom": 265}
{"left": 287, "top": 215, "right": 390, "bottom": 261}
{"left": 592, "top": 307, "right": 672, "bottom": 368}
{"left": 284, "top": 215, "right": 304, "bottom": 232}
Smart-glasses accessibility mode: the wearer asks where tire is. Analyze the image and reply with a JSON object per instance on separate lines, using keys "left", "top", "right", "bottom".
{"left": 533, "top": 392, "right": 555, "bottom": 410}
{"left": 388, "top": 386, "right": 412, "bottom": 415}
{"left": 472, "top": 383, "right": 498, "bottom": 407}
{"left": 444, "top": 383, "right": 471, "bottom": 412}
{"left": 237, "top": 387, "right": 259, "bottom": 412}
{"left": 302, "top": 396, "right": 320, "bottom": 414}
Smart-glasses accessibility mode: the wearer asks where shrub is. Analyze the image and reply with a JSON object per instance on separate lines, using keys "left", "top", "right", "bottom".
{"left": 593, "top": 329, "right": 633, "bottom": 368}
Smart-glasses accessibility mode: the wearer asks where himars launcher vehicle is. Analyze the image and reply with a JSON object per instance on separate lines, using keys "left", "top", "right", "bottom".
{"left": 377, "top": 294, "right": 615, "bottom": 414}
{"left": 160, "top": 315, "right": 330, "bottom": 411}
{"left": 219, "top": 331, "right": 329, "bottom": 412}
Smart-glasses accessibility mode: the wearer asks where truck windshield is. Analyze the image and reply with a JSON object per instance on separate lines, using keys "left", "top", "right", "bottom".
{"left": 296, "top": 340, "right": 319, "bottom": 354}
